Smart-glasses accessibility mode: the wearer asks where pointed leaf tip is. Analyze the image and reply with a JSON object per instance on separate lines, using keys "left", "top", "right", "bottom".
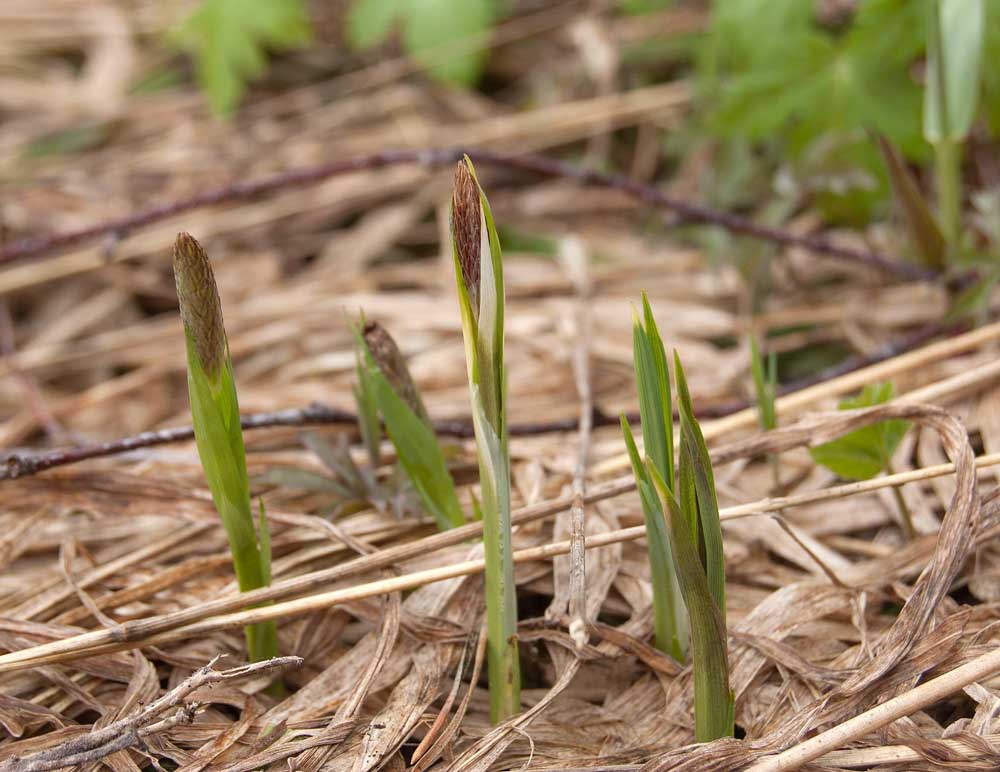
{"left": 173, "top": 232, "right": 226, "bottom": 377}
{"left": 452, "top": 159, "right": 482, "bottom": 310}
{"left": 362, "top": 319, "right": 430, "bottom": 423}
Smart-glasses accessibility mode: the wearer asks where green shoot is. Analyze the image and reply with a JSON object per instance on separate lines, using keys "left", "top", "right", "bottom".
{"left": 354, "top": 320, "right": 465, "bottom": 531}
{"left": 925, "top": 0, "right": 985, "bottom": 254}
{"left": 451, "top": 156, "right": 520, "bottom": 722}
{"left": 172, "top": 233, "right": 278, "bottom": 663}
{"left": 644, "top": 351, "right": 732, "bottom": 743}
{"left": 174, "top": 0, "right": 311, "bottom": 115}
{"left": 749, "top": 336, "right": 780, "bottom": 489}
{"left": 621, "top": 293, "right": 686, "bottom": 661}
{"left": 810, "top": 383, "right": 914, "bottom": 538}
{"left": 877, "top": 136, "right": 947, "bottom": 270}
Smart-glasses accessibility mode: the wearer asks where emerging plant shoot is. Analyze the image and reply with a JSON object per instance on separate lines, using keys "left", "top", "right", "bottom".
{"left": 173, "top": 232, "right": 278, "bottom": 664}
{"left": 451, "top": 156, "right": 520, "bottom": 723}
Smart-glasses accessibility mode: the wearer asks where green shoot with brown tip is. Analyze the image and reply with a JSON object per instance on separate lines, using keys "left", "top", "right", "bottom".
{"left": 451, "top": 156, "right": 520, "bottom": 723}
{"left": 354, "top": 318, "right": 465, "bottom": 532}
{"left": 172, "top": 232, "right": 278, "bottom": 664}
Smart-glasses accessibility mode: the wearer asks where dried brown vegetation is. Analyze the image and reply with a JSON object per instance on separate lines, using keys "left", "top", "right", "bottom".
{"left": 2, "top": 3, "right": 1000, "bottom": 772}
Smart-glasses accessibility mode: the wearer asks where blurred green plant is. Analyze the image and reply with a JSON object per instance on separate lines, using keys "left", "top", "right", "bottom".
{"left": 925, "top": 0, "right": 984, "bottom": 256}
{"left": 699, "top": 0, "right": 996, "bottom": 227}
{"left": 621, "top": 294, "right": 687, "bottom": 661}
{"left": 645, "top": 353, "right": 732, "bottom": 742}
{"left": 174, "top": 0, "right": 311, "bottom": 115}
{"left": 749, "top": 336, "right": 780, "bottom": 489}
{"left": 810, "top": 383, "right": 914, "bottom": 538}
{"left": 172, "top": 233, "right": 279, "bottom": 663}
{"left": 451, "top": 156, "right": 520, "bottom": 723}
{"left": 348, "top": 0, "right": 498, "bottom": 86}
{"left": 355, "top": 319, "right": 466, "bottom": 531}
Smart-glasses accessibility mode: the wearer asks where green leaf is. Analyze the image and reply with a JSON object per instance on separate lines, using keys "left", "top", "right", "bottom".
{"left": 402, "top": 0, "right": 495, "bottom": 86}
{"left": 674, "top": 354, "right": 726, "bottom": 622}
{"left": 702, "top": 0, "right": 927, "bottom": 159}
{"left": 174, "top": 0, "right": 311, "bottom": 115}
{"left": 633, "top": 295, "right": 674, "bottom": 492}
{"left": 622, "top": 415, "right": 687, "bottom": 661}
{"left": 368, "top": 365, "right": 464, "bottom": 531}
{"left": 809, "top": 383, "right": 912, "bottom": 480}
{"left": 877, "top": 136, "right": 946, "bottom": 269}
{"left": 925, "top": 0, "right": 984, "bottom": 142}
{"left": 647, "top": 461, "right": 733, "bottom": 742}
{"left": 946, "top": 265, "right": 1000, "bottom": 324}
{"left": 353, "top": 323, "right": 383, "bottom": 468}
{"left": 749, "top": 337, "right": 777, "bottom": 432}
{"left": 258, "top": 499, "right": 272, "bottom": 586}
{"left": 347, "top": 0, "right": 404, "bottom": 48}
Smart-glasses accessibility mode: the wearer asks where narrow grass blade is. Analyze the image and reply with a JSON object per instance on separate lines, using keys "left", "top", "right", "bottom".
{"left": 633, "top": 296, "right": 672, "bottom": 490}
{"left": 674, "top": 353, "right": 726, "bottom": 622}
{"left": 622, "top": 415, "right": 687, "bottom": 661}
{"left": 648, "top": 461, "right": 733, "bottom": 742}
{"left": 877, "top": 136, "right": 946, "bottom": 269}
{"left": 749, "top": 337, "right": 777, "bottom": 431}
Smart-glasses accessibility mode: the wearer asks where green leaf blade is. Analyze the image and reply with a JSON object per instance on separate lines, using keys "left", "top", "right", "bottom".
{"left": 402, "top": 0, "right": 495, "bottom": 86}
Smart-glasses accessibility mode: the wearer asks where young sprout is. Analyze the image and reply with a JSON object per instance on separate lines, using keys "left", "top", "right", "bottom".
{"left": 647, "top": 353, "right": 732, "bottom": 742}
{"left": 354, "top": 318, "right": 465, "bottom": 532}
{"left": 621, "top": 294, "right": 687, "bottom": 661}
{"left": 810, "top": 383, "right": 914, "bottom": 538}
{"left": 172, "top": 233, "right": 278, "bottom": 664}
{"left": 451, "top": 157, "right": 520, "bottom": 723}
{"left": 749, "top": 336, "right": 780, "bottom": 489}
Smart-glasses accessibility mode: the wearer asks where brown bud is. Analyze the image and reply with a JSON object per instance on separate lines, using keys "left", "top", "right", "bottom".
{"left": 363, "top": 320, "right": 429, "bottom": 423}
{"left": 173, "top": 232, "right": 227, "bottom": 378}
{"left": 451, "top": 160, "right": 481, "bottom": 311}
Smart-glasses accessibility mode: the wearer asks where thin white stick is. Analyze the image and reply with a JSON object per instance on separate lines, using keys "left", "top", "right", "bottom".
{"left": 744, "top": 645, "right": 1000, "bottom": 772}
{"left": 0, "top": 450, "right": 996, "bottom": 672}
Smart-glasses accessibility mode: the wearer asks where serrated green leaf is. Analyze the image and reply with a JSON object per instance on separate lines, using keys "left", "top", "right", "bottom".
{"left": 402, "top": 0, "right": 495, "bottom": 86}
{"left": 174, "top": 0, "right": 311, "bottom": 115}
{"left": 809, "top": 383, "right": 911, "bottom": 480}
{"left": 347, "top": 0, "right": 404, "bottom": 48}
{"left": 925, "top": 0, "right": 984, "bottom": 142}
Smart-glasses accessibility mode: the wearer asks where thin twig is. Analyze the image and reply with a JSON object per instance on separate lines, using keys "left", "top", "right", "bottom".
{"left": 0, "top": 320, "right": 958, "bottom": 482}
{"left": 0, "top": 656, "right": 303, "bottom": 772}
{"left": 0, "top": 148, "right": 931, "bottom": 279}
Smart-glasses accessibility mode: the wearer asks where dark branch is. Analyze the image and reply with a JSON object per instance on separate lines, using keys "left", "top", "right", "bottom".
{"left": 0, "top": 321, "right": 953, "bottom": 482}
{"left": 0, "top": 148, "right": 932, "bottom": 280}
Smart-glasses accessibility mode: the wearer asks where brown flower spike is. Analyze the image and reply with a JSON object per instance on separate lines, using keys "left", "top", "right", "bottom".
{"left": 173, "top": 232, "right": 227, "bottom": 378}
{"left": 363, "top": 320, "right": 430, "bottom": 423}
{"left": 452, "top": 160, "right": 481, "bottom": 312}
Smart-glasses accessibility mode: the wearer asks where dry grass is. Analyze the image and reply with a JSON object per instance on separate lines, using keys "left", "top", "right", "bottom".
{"left": 2, "top": 2, "right": 1000, "bottom": 771}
